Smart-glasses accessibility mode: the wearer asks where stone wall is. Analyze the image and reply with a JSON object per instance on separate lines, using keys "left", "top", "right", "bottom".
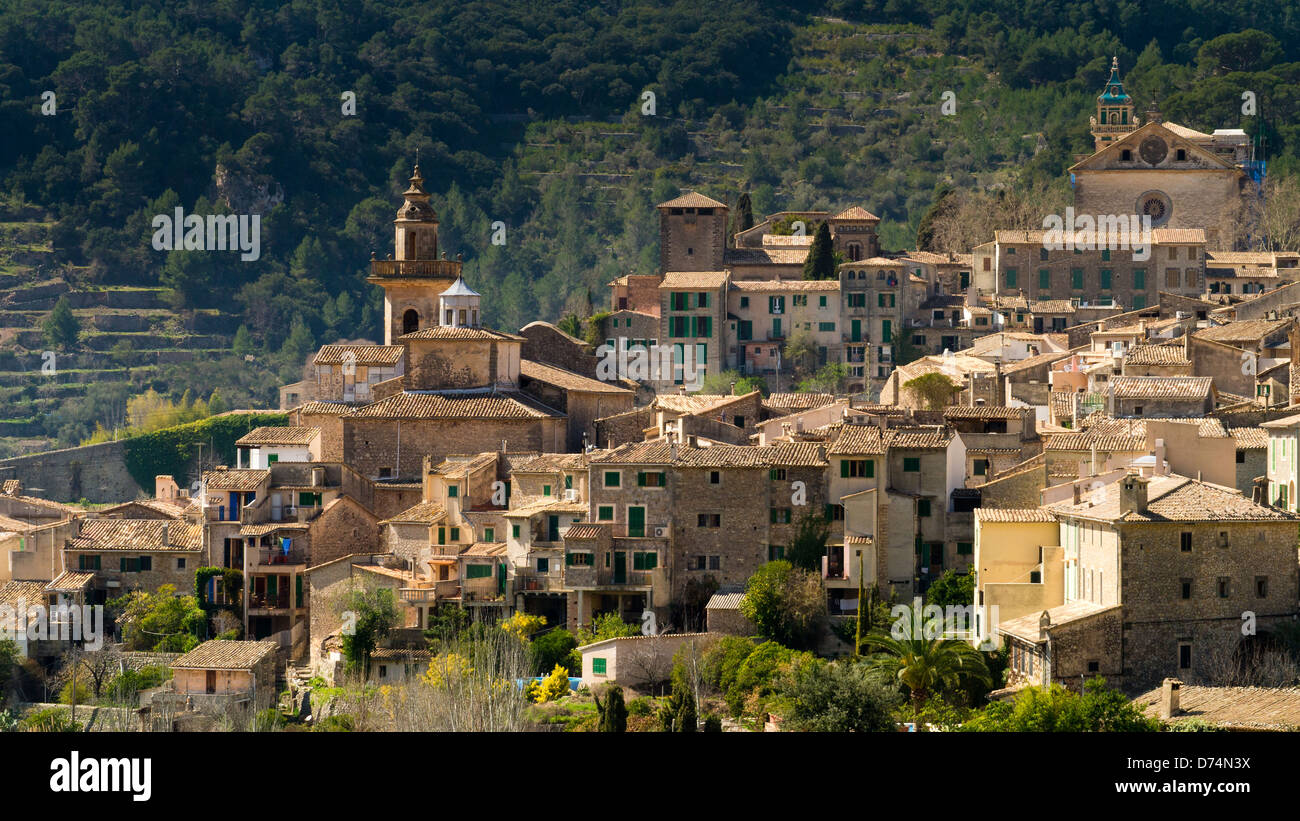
{"left": 519, "top": 322, "right": 599, "bottom": 377}
{"left": 0, "top": 440, "right": 139, "bottom": 503}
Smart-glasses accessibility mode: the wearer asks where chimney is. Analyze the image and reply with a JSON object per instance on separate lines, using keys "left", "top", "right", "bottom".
{"left": 1120, "top": 472, "right": 1149, "bottom": 515}
{"left": 678, "top": 386, "right": 687, "bottom": 395}
{"left": 1153, "top": 439, "right": 1167, "bottom": 476}
{"left": 1158, "top": 678, "right": 1182, "bottom": 719}
{"left": 162, "top": 524, "right": 169, "bottom": 546}
{"left": 1037, "top": 610, "right": 1051, "bottom": 641}
{"left": 1072, "top": 482, "right": 1082, "bottom": 505}
{"left": 1252, "top": 475, "right": 1269, "bottom": 505}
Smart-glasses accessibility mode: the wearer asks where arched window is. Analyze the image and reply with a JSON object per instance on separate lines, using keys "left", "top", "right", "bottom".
{"left": 402, "top": 309, "right": 419, "bottom": 335}
{"left": 847, "top": 243, "right": 862, "bottom": 262}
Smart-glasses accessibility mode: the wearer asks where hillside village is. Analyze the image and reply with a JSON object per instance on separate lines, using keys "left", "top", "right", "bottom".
{"left": 7, "top": 59, "right": 1300, "bottom": 732}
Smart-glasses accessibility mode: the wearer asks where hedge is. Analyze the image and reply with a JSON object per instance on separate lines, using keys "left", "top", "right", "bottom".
{"left": 122, "top": 412, "right": 287, "bottom": 489}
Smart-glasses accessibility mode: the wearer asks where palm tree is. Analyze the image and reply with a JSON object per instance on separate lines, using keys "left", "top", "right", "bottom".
{"left": 863, "top": 631, "right": 992, "bottom": 715}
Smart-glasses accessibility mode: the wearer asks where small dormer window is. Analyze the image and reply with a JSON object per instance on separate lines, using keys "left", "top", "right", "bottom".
{"left": 1176, "top": 148, "right": 1186, "bottom": 161}
{"left": 1121, "top": 149, "right": 1132, "bottom": 162}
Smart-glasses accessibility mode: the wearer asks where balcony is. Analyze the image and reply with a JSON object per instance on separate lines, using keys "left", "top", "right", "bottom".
{"left": 369, "top": 258, "right": 463, "bottom": 279}
{"left": 252, "top": 548, "right": 308, "bottom": 568}
{"left": 248, "top": 591, "right": 293, "bottom": 611}
{"left": 514, "top": 568, "right": 564, "bottom": 592}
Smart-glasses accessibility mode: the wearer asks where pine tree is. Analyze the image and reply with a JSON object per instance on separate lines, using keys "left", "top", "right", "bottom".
{"left": 231, "top": 325, "right": 254, "bottom": 357}
{"left": 42, "top": 297, "right": 80, "bottom": 349}
{"left": 594, "top": 685, "right": 628, "bottom": 732}
{"left": 802, "top": 221, "right": 836, "bottom": 280}
{"left": 734, "top": 191, "right": 754, "bottom": 236}
{"left": 207, "top": 389, "right": 228, "bottom": 415}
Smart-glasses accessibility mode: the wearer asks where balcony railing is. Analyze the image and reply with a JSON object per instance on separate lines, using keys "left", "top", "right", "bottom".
{"left": 514, "top": 568, "right": 564, "bottom": 592}
{"left": 253, "top": 548, "right": 309, "bottom": 567}
{"left": 249, "top": 592, "right": 292, "bottom": 610}
{"left": 369, "top": 259, "right": 463, "bottom": 278}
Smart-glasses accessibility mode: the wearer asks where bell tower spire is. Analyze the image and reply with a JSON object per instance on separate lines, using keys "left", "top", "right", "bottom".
{"left": 366, "top": 160, "right": 463, "bottom": 344}
{"left": 1090, "top": 56, "right": 1137, "bottom": 152}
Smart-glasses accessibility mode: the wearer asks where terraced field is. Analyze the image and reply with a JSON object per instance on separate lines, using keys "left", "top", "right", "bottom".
{"left": 0, "top": 216, "right": 243, "bottom": 456}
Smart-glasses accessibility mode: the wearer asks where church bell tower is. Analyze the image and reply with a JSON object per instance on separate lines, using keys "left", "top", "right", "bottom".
{"left": 366, "top": 165, "right": 462, "bottom": 344}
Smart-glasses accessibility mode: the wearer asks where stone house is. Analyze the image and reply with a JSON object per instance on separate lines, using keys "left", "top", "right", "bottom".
{"left": 61, "top": 518, "right": 203, "bottom": 604}
{"left": 1034, "top": 471, "right": 1300, "bottom": 691}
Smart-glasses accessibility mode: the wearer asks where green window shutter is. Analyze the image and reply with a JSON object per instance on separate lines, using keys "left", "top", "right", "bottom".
{"left": 865, "top": 460, "right": 875, "bottom": 478}
{"left": 604, "top": 471, "right": 620, "bottom": 487}
{"left": 840, "top": 460, "right": 849, "bottom": 478}
{"left": 1134, "top": 269, "right": 1146, "bottom": 290}
{"left": 543, "top": 485, "right": 551, "bottom": 496}
{"left": 1132, "top": 295, "right": 1146, "bottom": 309}
{"left": 438, "top": 528, "right": 446, "bottom": 545}
{"left": 484, "top": 527, "right": 494, "bottom": 542}
{"left": 958, "top": 542, "right": 973, "bottom": 555}
{"left": 512, "top": 524, "right": 521, "bottom": 539}
{"left": 1039, "top": 269, "right": 1050, "bottom": 291}
{"left": 637, "top": 472, "right": 647, "bottom": 487}
{"left": 1005, "top": 268, "right": 1017, "bottom": 288}
{"left": 593, "top": 658, "right": 607, "bottom": 675}
{"left": 918, "top": 499, "right": 931, "bottom": 517}
{"left": 296, "top": 575, "right": 304, "bottom": 608}
{"left": 447, "top": 485, "right": 458, "bottom": 498}
{"left": 1071, "top": 268, "right": 1083, "bottom": 289}
{"left": 565, "top": 475, "right": 573, "bottom": 489}
{"left": 598, "top": 505, "right": 613, "bottom": 521}
{"left": 904, "top": 457, "right": 920, "bottom": 471}
{"left": 1100, "top": 269, "right": 1112, "bottom": 290}
{"left": 450, "top": 527, "right": 460, "bottom": 542}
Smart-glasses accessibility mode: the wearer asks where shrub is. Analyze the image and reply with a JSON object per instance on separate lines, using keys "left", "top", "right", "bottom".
{"left": 534, "top": 664, "right": 571, "bottom": 703}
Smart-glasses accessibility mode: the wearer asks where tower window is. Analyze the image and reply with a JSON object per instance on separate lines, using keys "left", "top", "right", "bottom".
{"left": 1176, "top": 149, "right": 1186, "bottom": 161}
{"left": 402, "top": 309, "right": 419, "bottom": 335}
{"left": 1121, "top": 149, "right": 1131, "bottom": 162}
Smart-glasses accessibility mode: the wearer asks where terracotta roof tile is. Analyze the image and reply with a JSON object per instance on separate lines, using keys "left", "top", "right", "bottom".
{"left": 520, "top": 360, "right": 632, "bottom": 394}
{"left": 202, "top": 469, "right": 271, "bottom": 492}
{"left": 235, "top": 426, "right": 320, "bottom": 446}
{"left": 976, "top": 508, "right": 1057, "bottom": 523}
{"left": 313, "top": 344, "right": 404, "bottom": 366}
{"left": 172, "top": 640, "right": 278, "bottom": 670}
{"left": 1111, "top": 375, "right": 1214, "bottom": 400}
{"left": 345, "top": 391, "right": 562, "bottom": 420}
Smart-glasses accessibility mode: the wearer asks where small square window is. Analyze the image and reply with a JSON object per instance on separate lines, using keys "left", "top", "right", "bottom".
{"left": 604, "top": 471, "right": 621, "bottom": 488}
{"left": 903, "top": 457, "right": 920, "bottom": 472}
{"left": 597, "top": 505, "right": 614, "bottom": 521}
{"left": 593, "top": 657, "right": 607, "bottom": 676}
{"left": 709, "top": 471, "right": 721, "bottom": 485}
{"left": 1180, "top": 532, "right": 1192, "bottom": 552}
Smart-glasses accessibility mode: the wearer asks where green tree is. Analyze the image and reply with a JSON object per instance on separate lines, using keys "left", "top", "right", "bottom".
{"left": 775, "top": 657, "right": 900, "bottom": 731}
{"left": 556, "top": 313, "right": 583, "bottom": 339}
{"left": 206, "top": 389, "right": 228, "bottom": 416}
{"left": 903, "top": 372, "right": 962, "bottom": 409}
{"left": 801, "top": 221, "right": 836, "bottom": 280}
{"left": 576, "top": 612, "right": 639, "bottom": 646}
{"left": 42, "top": 297, "right": 80, "bottom": 349}
{"left": 594, "top": 684, "right": 628, "bottom": 732}
{"left": 786, "top": 511, "right": 830, "bottom": 573}
{"left": 733, "top": 190, "right": 754, "bottom": 236}
{"left": 340, "top": 586, "right": 400, "bottom": 673}
{"left": 863, "top": 629, "right": 992, "bottom": 715}
{"left": 112, "top": 585, "right": 206, "bottom": 652}
{"left": 231, "top": 325, "right": 255, "bottom": 358}
{"left": 530, "top": 628, "right": 578, "bottom": 676}
{"left": 0, "top": 640, "right": 19, "bottom": 703}
{"left": 739, "top": 561, "right": 827, "bottom": 651}
{"left": 891, "top": 326, "right": 923, "bottom": 367}
{"left": 925, "top": 568, "right": 975, "bottom": 610}
{"left": 660, "top": 679, "right": 697, "bottom": 731}
{"left": 961, "top": 678, "right": 1160, "bottom": 732}
{"left": 782, "top": 328, "right": 818, "bottom": 379}
{"left": 797, "top": 363, "right": 849, "bottom": 394}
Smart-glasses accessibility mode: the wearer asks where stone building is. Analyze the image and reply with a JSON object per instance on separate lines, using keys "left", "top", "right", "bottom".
{"left": 1037, "top": 471, "right": 1300, "bottom": 692}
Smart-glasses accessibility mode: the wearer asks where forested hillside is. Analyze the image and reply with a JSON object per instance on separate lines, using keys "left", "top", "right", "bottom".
{"left": 2, "top": 0, "right": 1300, "bottom": 453}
